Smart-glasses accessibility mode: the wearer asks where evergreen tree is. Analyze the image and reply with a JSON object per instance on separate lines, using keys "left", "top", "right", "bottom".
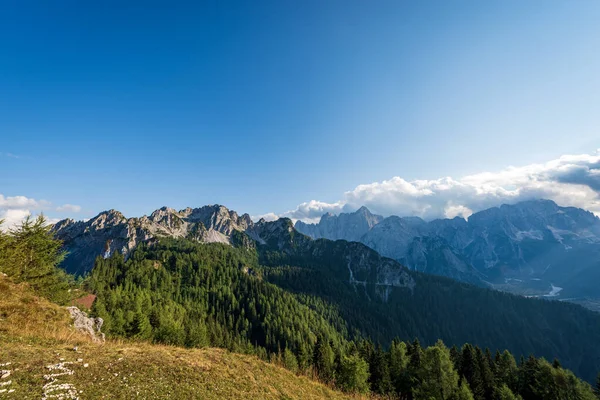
{"left": 369, "top": 344, "right": 392, "bottom": 395}
{"left": 496, "top": 384, "right": 521, "bottom": 400}
{"left": 412, "top": 340, "right": 467, "bottom": 400}
{"left": 0, "top": 215, "right": 70, "bottom": 303}
{"left": 518, "top": 355, "right": 541, "bottom": 400}
{"left": 389, "top": 339, "right": 410, "bottom": 396}
{"left": 337, "top": 353, "right": 370, "bottom": 394}
{"left": 595, "top": 373, "right": 600, "bottom": 399}
{"left": 454, "top": 380, "right": 475, "bottom": 400}
{"left": 132, "top": 311, "right": 153, "bottom": 340}
{"left": 185, "top": 319, "right": 209, "bottom": 348}
{"left": 460, "top": 344, "right": 485, "bottom": 400}
{"left": 283, "top": 348, "right": 299, "bottom": 373}
{"left": 296, "top": 343, "right": 311, "bottom": 373}
{"left": 495, "top": 350, "right": 518, "bottom": 394}
{"left": 313, "top": 337, "right": 335, "bottom": 383}
{"left": 450, "top": 345, "right": 461, "bottom": 372}
{"left": 476, "top": 346, "right": 495, "bottom": 400}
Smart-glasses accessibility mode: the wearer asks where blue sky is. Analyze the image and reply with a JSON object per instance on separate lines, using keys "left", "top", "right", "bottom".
{"left": 1, "top": 1, "right": 600, "bottom": 223}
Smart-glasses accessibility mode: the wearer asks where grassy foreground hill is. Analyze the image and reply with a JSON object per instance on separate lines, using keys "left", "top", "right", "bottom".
{"left": 0, "top": 274, "right": 358, "bottom": 400}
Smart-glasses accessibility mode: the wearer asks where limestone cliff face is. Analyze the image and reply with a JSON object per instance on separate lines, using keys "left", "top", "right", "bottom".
{"left": 53, "top": 205, "right": 254, "bottom": 275}
{"left": 295, "top": 206, "right": 383, "bottom": 242}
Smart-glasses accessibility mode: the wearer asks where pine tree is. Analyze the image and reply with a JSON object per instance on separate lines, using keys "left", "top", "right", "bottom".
{"left": 337, "top": 353, "right": 370, "bottom": 394}
{"left": 132, "top": 311, "right": 153, "bottom": 340}
{"left": 369, "top": 344, "right": 392, "bottom": 395}
{"left": 296, "top": 343, "right": 311, "bottom": 372}
{"left": 495, "top": 350, "right": 518, "bottom": 393}
{"left": 476, "top": 346, "right": 495, "bottom": 400}
{"left": 412, "top": 340, "right": 466, "bottom": 400}
{"left": 313, "top": 337, "right": 335, "bottom": 383}
{"left": 496, "top": 384, "right": 521, "bottom": 400}
{"left": 594, "top": 372, "right": 600, "bottom": 399}
{"left": 0, "top": 215, "right": 70, "bottom": 303}
{"left": 283, "top": 348, "right": 299, "bottom": 373}
{"left": 389, "top": 340, "right": 410, "bottom": 396}
{"left": 460, "top": 344, "right": 485, "bottom": 400}
{"left": 456, "top": 380, "right": 475, "bottom": 400}
{"left": 450, "top": 345, "right": 461, "bottom": 372}
{"left": 518, "top": 355, "right": 541, "bottom": 400}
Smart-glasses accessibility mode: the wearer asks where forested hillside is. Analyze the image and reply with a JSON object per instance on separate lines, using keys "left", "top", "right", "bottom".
{"left": 89, "top": 237, "right": 600, "bottom": 398}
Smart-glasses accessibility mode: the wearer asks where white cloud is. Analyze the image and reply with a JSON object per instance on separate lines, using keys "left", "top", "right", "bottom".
{"left": 56, "top": 204, "right": 82, "bottom": 213}
{"left": 0, "top": 194, "right": 75, "bottom": 231}
{"left": 270, "top": 150, "right": 600, "bottom": 222}
{"left": 251, "top": 212, "right": 280, "bottom": 222}
{"left": 0, "top": 195, "right": 43, "bottom": 209}
{"left": 0, "top": 209, "right": 32, "bottom": 230}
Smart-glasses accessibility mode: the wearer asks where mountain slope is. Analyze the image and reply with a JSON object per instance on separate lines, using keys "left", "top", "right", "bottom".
{"left": 295, "top": 206, "right": 384, "bottom": 241}
{"left": 53, "top": 205, "right": 254, "bottom": 275}
{"left": 0, "top": 273, "right": 356, "bottom": 400}
{"left": 87, "top": 228, "right": 600, "bottom": 383}
{"left": 295, "top": 200, "right": 600, "bottom": 301}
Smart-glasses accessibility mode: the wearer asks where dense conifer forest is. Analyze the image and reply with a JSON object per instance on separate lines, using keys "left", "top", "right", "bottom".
{"left": 88, "top": 237, "right": 600, "bottom": 398}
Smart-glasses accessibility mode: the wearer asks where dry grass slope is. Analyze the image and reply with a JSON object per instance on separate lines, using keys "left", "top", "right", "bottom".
{"left": 0, "top": 275, "right": 361, "bottom": 399}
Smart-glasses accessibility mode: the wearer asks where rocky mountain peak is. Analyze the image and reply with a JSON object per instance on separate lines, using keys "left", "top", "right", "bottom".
{"left": 295, "top": 199, "right": 600, "bottom": 295}
{"left": 89, "top": 209, "right": 126, "bottom": 229}
{"left": 295, "top": 206, "right": 384, "bottom": 242}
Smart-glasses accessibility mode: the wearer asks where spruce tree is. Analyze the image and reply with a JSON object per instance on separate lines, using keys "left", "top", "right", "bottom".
{"left": 337, "top": 353, "right": 370, "bottom": 394}
{"left": 413, "top": 341, "right": 467, "bottom": 400}
{"left": 313, "top": 337, "right": 335, "bottom": 383}
{"left": 369, "top": 344, "right": 392, "bottom": 395}
{"left": 283, "top": 348, "right": 299, "bottom": 373}
{"left": 0, "top": 215, "right": 70, "bottom": 303}
{"left": 460, "top": 344, "right": 485, "bottom": 400}
{"left": 389, "top": 340, "right": 410, "bottom": 396}
{"left": 595, "top": 372, "right": 600, "bottom": 399}
{"left": 450, "top": 345, "right": 461, "bottom": 372}
{"left": 495, "top": 350, "right": 518, "bottom": 392}
{"left": 476, "top": 346, "right": 495, "bottom": 400}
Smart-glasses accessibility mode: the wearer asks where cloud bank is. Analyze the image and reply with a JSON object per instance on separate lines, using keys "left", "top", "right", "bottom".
{"left": 0, "top": 195, "right": 81, "bottom": 230}
{"left": 266, "top": 150, "right": 600, "bottom": 223}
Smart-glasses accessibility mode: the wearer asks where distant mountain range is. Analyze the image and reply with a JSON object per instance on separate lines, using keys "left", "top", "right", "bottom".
{"left": 295, "top": 199, "right": 600, "bottom": 309}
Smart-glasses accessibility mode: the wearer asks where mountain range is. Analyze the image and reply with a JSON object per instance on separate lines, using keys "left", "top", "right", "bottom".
{"left": 295, "top": 199, "right": 600, "bottom": 308}
{"left": 51, "top": 200, "right": 600, "bottom": 381}
{"left": 52, "top": 205, "right": 413, "bottom": 293}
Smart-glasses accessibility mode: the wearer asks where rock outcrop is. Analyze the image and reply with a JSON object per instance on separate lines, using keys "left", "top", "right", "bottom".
{"left": 67, "top": 306, "right": 105, "bottom": 343}
{"left": 53, "top": 205, "right": 254, "bottom": 275}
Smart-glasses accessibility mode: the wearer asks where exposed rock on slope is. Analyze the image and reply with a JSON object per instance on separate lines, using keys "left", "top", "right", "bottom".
{"left": 295, "top": 206, "right": 383, "bottom": 241}
{"left": 67, "top": 306, "right": 105, "bottom": 343}
{"left": 53, "top": 205, "right": 253, "bottom": 275}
